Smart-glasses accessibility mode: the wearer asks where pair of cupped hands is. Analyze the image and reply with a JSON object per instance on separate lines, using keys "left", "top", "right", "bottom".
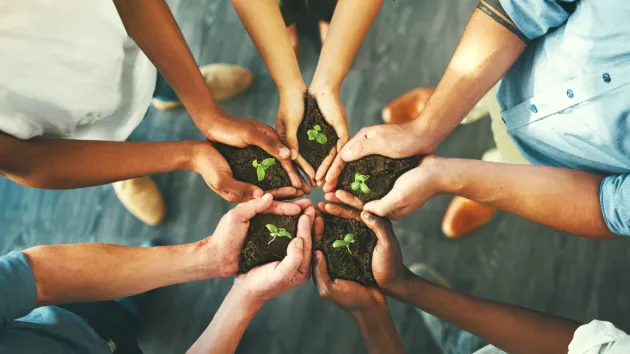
{"left": 193, "top": 85, "right": 444, "bottom": 221}
{"left": 203, "top": 193, "right": 411, "bottom": 312}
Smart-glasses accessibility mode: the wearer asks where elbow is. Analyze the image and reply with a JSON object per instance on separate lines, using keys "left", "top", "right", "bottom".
{"left": 1, "top": 168, "right": 63, "bottom": 190}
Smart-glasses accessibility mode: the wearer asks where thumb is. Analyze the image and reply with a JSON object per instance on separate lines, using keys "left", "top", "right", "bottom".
{"left": 340, "top": 130, "right": 379, "bottom": 162}
{"left": 220, "top": 177, "right": 264, "bottom": 202}
{"left": 285, "top": 119, "right": 300, "bottom": 160}
{"left": 248, "top": 126, "right": 291, "bottom": 160}
{"left": 360, "top": 211, "right": 393, "bottom": 246}
{"left": 275, "top": 237, "right": 304, "bottom": 281}
{"left": 232, "top": 193, "right": 273, "bottom": 221}
{"left": 312, "top": 250, "right": 332, "bottom": 289}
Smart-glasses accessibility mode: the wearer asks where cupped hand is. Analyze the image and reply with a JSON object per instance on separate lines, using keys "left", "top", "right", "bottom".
{"left": 204, "top": 194, "right": 310, "bottom": 278}
{"left": 232, "top": 205, "right": 316, "bottom": 301}
{"left": 323, "top": 122, "right": 433, "bottom": 193}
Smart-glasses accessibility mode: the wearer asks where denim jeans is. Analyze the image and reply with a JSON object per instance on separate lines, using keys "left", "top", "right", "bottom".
{"left": 419, "top": 309, "right": 490, "bottom": 354}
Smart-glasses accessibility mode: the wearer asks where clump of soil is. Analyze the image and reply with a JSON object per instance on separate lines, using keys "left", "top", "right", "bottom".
{"left": 215, "top": 143, "right": 292, "bottom": 190}
{"left": 297, "top": 93, "right": 338, "bottom": 170}
{"left": 315, "top": 213, "right": 377, "bottom": 286}
{"left": 239, "top": 214, "right": 299, "bottom": 273}
{"left": 338, "top": 155, "right": 421, "bottom": 203}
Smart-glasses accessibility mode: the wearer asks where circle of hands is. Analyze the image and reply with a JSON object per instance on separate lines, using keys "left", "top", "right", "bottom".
{"left": 207, "top": 193, "right": 412, "bottom": 312}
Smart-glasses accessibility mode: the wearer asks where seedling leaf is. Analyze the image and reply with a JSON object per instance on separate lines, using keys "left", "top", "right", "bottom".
{"left": 252, "top": 160, "right": 259, "bottom": 167}
{"left": 344, "top": 233, "right": 354, "bottom": 243}
{"left": 316, "top": 134, "right": 328, "bottom": 144}
{"left": 360, "top": 183, "right": 371, "bottom": 194}
{"left": 262, "top": 158, "right": 276, "bottom": 167}
{"left": 257, "top": 167, "right": 265, "bottom": 181}
{"left": 314, "top": 125, "right": 321, "bottom": 131}
{"left": 266, "top": 224, "right": 278, "bottom": 233}
{"left": 351, "top": 182, "right": 361, "bottom": 191}
{"left": 332, "top": 240, "right": 347, "bottom": 248}
{"left": 277, "top": 229, "right": 293, "bottom": 238}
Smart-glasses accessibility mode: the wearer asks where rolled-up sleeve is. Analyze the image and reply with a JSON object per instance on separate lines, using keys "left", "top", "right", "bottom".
{"left": 0, "top": 251, "right": 38, "bottom": 330}
{"left": 569, "top": 320, "right": 630, "bottom": 354}
{"left": 498, "top": 0, "right": 576, "bottom": 40}
{"left": 600, "top": 174, "right": 630, "bottom": 236}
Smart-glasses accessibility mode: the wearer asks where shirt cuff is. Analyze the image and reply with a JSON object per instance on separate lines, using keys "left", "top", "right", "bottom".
{"left": 600, "top": 174, "right": 630, "bottom": 236}
{"left": 0, "top": 251, "right": 38, "bottom": 329}
{"left": 498, "top": 0, "right": 572, "bottom": 40}
{"left": 568, "top": 320, "right": 628, "bottom": 354}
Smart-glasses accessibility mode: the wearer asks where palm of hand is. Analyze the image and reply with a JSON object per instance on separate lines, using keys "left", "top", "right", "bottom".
{"left": 234, "top": 261, "right": 304, "bottom": 300}
{"left": 324, "top": 279, "right": 386, "bottom": 312}
{"left": 210, "top": 215, "right": 251, "bottom": 277}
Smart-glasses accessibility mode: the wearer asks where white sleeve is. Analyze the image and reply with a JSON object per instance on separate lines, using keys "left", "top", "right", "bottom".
{"left": 568, "top": 320, "right": 630, "bottom": 354}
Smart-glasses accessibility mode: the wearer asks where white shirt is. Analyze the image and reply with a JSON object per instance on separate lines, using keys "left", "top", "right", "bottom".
{"left": 475, "top": 321, "right": 630, "bottom": 354}
{"left": 0, "top": 0, "right": 156, "bottom": 142}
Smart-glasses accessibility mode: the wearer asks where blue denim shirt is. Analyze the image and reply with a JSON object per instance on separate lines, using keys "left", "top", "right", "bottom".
{"left": 497, "top": 0, "right": 630, "bottom": 236}
{"left": 0, "top": 251, "right": 111, "bottom": 354}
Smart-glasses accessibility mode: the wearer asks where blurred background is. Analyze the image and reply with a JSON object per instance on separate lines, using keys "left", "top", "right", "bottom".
{"left": 1, "top": 0, "right": 629, "bottom": 353}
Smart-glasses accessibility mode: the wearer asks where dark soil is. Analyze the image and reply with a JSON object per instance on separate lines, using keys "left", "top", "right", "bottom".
{"left": 215, "top": 143, "right": 292, "bottom": 191}
{"left": 315, "top": 213, "right": 377, "bottom": 286}
{"left": 338, "top": 155, "right": 421, "bottom": 203}
{"left": 297, "top": 93, "right": 338, "bottom": 170}
{"left": 239, "top": 214, "right": 299, "bottom": 273}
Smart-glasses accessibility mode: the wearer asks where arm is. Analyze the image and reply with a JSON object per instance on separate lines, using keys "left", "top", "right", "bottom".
{"left": 187, "top": 205, "right": 315, "bottom": 354}
{"left": 113, "top": 0, "right": 290, "bottom": 160}
{"left": 359, "top": 209, "right": 580, "bottom": 354}
{"left": 0, "top": 133, "right": 195, "bottom": 189}
{"left": 351, "top": 302, "right": 404, "bottom": 354}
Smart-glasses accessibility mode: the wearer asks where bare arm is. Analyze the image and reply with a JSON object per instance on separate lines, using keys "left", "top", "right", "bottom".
{"left": 0, "top": 133, "right": 196, "bottom": 189}
{"left": 351, "top": 303, "right": 405, "bottom": 354}
{"left": 389, "top": 272, "right": 579, "bottom": 354}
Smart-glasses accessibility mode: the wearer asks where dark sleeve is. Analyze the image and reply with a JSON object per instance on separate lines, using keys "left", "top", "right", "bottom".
{"left": 0, "top": 252, "right": 38, "bottom": 331}
{"left": 488, "top": 0, "right": 577, "bottom": 41}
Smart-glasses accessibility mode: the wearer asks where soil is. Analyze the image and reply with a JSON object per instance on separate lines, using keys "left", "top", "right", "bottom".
{"left": 297, "top": 93, "right": 338, "bottom": 170}
{"left": 315, "top": 213, "right": 377, "bottom": 286}
{"left": 338, "top": 155, "right": 421, "bottom": 203}
{"left": 239, "top": 214, "right": 299, "bottom": 273}
{"left": 215, "top": 143, "right": 292, "bottom": 190}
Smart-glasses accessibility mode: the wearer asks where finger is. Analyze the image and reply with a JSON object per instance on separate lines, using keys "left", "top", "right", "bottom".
{"left": 216, "top": 176, "right": 264, "bottom": 202}
{"left": 324, "top": 192, "right": 343, "bottom": 204}
{"left": 266, "top": 187, "right": 299, "bottom": 200}
{"left": 290, "top": 199, "right": 313, "bottom": 210}
{"left": 335, "top": 190, "right": 365, "bottom": 210}
{"left": 323, "top": 153, "right": 346, "bottom": 193}
{"left": 296, "top": 214, "right": 313, "bottom": 276}
{"left": 285, "top": 118, "right": 300, "bottom": 159}
{"left": 315, "top": 146, "right": 337, "bottom": 186}
{"left": 314, "top": 215, "right": 324, "bottom": 241}
{"left": 278, "top": 158, "right": 303, "bottom": 189}
{"left": 275, "top": 237, "right": 304, "bottom": 281}
{"left": 261, "top": 201, "right": 302, "bottom": 216}
{"left": 324, "top": 203, "right": 363, "bottom": 223}
{"left": 295, "top": 155, "right": 316, "bottom": 186}
{"left": 231, "top": 193, "right": 274, "bottom": 221}
{"left": 316, "top": 202, "right": 327, "bottom": 215}
{"left": 360, "top": 211, "right": 394, "bottom": 246}
{"left": 245, "top": 125, "right": 291, "bottom": 160}
{"left": 363, "top": 189, "right": 406, "bottom": 219}
{"left": 340, "top": 127, "right": 380, "bottom": 162}
{"left": 304, "top": 205, "right": 316, "bottom": 224}
{"left": 299, "top": 174, "right": 312, "bottom": 195}
{"left": 312, "top": 251, "right": 333, "bottom": 293}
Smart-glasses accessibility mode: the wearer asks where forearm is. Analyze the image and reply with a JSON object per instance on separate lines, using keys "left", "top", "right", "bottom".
{"left": 187, "top": 287, "right": 263, "bottom": 354}
{"left": 114, "top": 0, "right": 223, "bottom": 124}
{"left": 410, "top": 9, "right": 526, "bottom": 150}
{"left": 0, "top": 135, "right": 197, "bottom": 189}
{"left": 438, "top": 158, "right": 616, "bottom": 238}
{"left": 23, "top": 242, "right": 212, "bottom": 306}
{"left": 351, "top": 303, "right": 405, "bottom": 354}
{"left": 232, "top": 0, "right": 305, "bottom": 94}
{"left": 390, "top": 273, "right": 579, "bottom": 354}
{"left": 310, "top": 0, "right": 383, "bottom": 92}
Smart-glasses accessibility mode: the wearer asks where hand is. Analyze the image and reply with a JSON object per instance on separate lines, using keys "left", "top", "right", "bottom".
{"left": 308, "top": 86, "right": 350, "bottom": 187}
{"left": 312, "top": 205, "right": 386, "bottom": 314}
{"left": 232, "top": 205, "right": 315, "bottom": 301}
{"left": 323, "top": 122, "right": 434, "bottom": 193}
{"left": 204, "top": 194, "right": 311, "bottom": 278}
{"left": 325, "top": 155, "right": 444, "bottom": 220}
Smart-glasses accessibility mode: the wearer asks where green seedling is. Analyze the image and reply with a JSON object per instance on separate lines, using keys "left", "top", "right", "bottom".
{"left": 351, "top": 173, "right": 371, "bottom": 194}
{"left": 252, "top": 158, "right": 276, "bottom": 181}
{"left": 332, "top": 233, "right": 355, "bottom": 255}
{"left": 265, "top": 224, "right": 293, "bottom": 245}
{"left": 307, "top": 124, "right": 328, "bottom": 145}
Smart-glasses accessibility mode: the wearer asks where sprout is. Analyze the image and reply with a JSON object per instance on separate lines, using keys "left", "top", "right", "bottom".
{"left": 332, "top": 233, "right": 355, "bottom": 255}
{"left": 307, "top": 124, "right": 328, "bottom": 145}
{"left": 265, "top": 224, "right": 293, "bottom": 244}
{"left": 252, "top": 158, "right": 276, "bottom": 181}
{"left": 351, "top": 173, "right": 371, "bottom": 195}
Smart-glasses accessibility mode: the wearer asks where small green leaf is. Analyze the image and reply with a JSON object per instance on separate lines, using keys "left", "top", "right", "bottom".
{"left": 351, "top": 182, "right": 361, "bottom": 191}
{"left": 261, "top": 158, "right": 276, "bottom": 167}
{"left": 252, "top": 160, "right": 259, "bottom": 167}
{"left": 266, "top": 224, "right": 278, "bottom": 233}
{"left": 307, "top": 130, "right": 317, "bottom": 140}
{"left": 316, "top": 133, "right": 328, "bottom": 145}
{"left": 344, "top": 233, "right": 354, "bottom": 243}
{"left": 278, "top": 229, "right": 293, "bottom": 238}
{"left": 332, "top": 240, "right": 347, "bottom": 248}
{"left": 314, "top": 125, "right": 321, "bottom": 131}
{"left": 257, "top": 167, "right": 265, "bottom": 181}
{"left": 354, "top": 173, "right": 365, "bottom": 183}
{"left": 360, "top": 183, "right": 371, "bottom": 194}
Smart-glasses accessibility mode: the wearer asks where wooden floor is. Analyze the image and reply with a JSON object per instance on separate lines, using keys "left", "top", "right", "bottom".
{"left": 2, "top": 0, "right": 630, "bottom": 353}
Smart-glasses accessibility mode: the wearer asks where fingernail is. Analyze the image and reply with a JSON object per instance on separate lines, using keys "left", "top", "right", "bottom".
{"left": 290, "top": 149, "right": 298, "bottom": 160}
{"left": 362, "top": 211, "right": 372, "bottom": 219}
{"left": 315, "top": 252, "right": 321, "bottom": 260}
{"left": 295, "top": 238, "right": 304, "bottom": 250}
{"left": 341, "top": 148, "right": 352, "bottom": 160}
{"left": 280, "top": 147, "right": 290, "bottom": 159}
{"left": 252, "top": 189, "right": 263, "bottom": 198}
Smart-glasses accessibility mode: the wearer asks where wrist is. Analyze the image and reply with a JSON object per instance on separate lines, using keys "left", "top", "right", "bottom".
{"left": 278, "top": 78, "right": 307, "bottom": 98}
{"left": 350, "top": 300, "right": 389, "bottom": 322}
{"left": 309, "top": 73, "right": 341, "bottom": 95}
{"left": 432, "top": 157, "right": 466, "bottom": 195}
{"left": 228, "top": 283, "right": 267, "bottom": 310}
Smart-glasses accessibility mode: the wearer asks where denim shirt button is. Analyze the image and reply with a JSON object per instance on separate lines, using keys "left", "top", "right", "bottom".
{"left": 566, "top": 89, "right": 574, "bottom": 98}
{"left": 603, "top": 73, "right": 611, "bottom": 83}
{"left": 530, "top": 104, "right": 538, "bottom": 113}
